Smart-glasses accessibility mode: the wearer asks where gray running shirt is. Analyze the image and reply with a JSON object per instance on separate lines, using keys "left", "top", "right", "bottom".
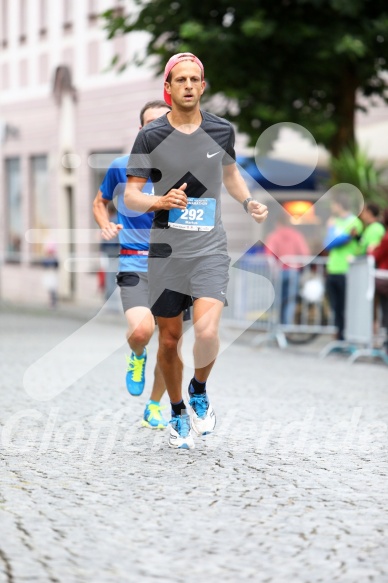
{"left": 126, "top": 111, "right": 236, "bottom": 259}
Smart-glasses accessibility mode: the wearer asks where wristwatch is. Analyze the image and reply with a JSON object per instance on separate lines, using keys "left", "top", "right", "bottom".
{"left": 243, "top": 197, "right": 254, "bottom": 214}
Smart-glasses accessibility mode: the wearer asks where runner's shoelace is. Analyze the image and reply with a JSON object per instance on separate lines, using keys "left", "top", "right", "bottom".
{"left": 146, "top": 403, "right": 166, "bottom": 421}
{"left": 126, "top": 355, "right": 144, "bottom": 382}
{"left": 189, "top": 393, "right": 208, "bottom": 418}
{"left": 170, "top": 414, "right": 190, "bottom": 437}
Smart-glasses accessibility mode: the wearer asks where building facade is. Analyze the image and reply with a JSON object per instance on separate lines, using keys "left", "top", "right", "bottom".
{"left": 0, "top": 0, "right": 170, "bottom": 306}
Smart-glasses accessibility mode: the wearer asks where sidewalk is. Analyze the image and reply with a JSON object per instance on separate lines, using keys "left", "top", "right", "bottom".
{"left": 1, "top": 307, "right": 387, "bottom": 582}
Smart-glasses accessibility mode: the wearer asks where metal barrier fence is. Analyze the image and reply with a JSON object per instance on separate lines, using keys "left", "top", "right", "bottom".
{"left": 224, "top": 253, "right": 388, "bottom": 364}
{"left": 320, "top": 256, "right": 388, "bottom": 365}
{"left": 224, "top": 254, "right": 336, "bottom": 347}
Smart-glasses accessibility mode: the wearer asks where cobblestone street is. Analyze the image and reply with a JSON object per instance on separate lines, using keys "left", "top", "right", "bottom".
{"left": 1, "top": 306, "right": 388, "bottom": 583}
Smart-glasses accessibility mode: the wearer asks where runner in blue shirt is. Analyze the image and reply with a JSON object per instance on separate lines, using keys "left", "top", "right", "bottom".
{"left": 93, "top": 100, "right": 172, "bottom": 429}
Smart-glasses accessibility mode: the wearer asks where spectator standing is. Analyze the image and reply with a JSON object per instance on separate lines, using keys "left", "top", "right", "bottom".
{"left": 352, "top": 203, "right": 385, "bottom": 333}
{"left": 324, "top": 194, "right": 363, "bottom": 340}
{"left": 42, "top": 240, "right": 59, "bottom": 309}
{"left": 354, "top": 203, "right": 385, "bottom": 256}
{"left": 265, "top": 214, "right": 310, "bottom": 324}
{"left": 371, "top": 209, "right": 388, "bottom": 351}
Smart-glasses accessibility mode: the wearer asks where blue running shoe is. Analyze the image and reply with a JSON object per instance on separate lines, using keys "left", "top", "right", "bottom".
{"left": 142, "top": 401, "right": 168, "bottom": 429}
{"left": 169, "top": 413, "right": 195, "bottom": 449}
{"left": 189, "top": 391, "right": 216, "bottom": 436}
{"left": 125, "top": 350, "right": 147, "bottom": 396}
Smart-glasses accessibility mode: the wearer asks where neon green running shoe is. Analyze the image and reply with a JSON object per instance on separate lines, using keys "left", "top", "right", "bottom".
{"left": 125, "top": 350, "right": 147, "bottom": 396}
{"left": 142, "top": 401, "right": 168, "bottom": 429}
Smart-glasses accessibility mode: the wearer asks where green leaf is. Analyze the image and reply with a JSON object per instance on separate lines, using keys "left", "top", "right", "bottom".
{"left": 335, "top": 35, "right": 367, "bottom": 58}
{"left": 180, "top": 21, "right": 205, "bottom": 39}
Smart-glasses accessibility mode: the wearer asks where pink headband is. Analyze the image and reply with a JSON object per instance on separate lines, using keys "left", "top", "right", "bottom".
{"left": 163, "top": 53, "right": 204, "bottom": 105}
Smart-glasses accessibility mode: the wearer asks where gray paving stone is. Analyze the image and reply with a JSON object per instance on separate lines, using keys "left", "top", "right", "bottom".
{"left": 1, "top": 308, "right": 388, "bottom": 582}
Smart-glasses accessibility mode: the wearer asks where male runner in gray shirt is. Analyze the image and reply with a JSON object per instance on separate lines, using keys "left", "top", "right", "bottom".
{"left": 125, "top": 53, "right": 268, "bottom": 450}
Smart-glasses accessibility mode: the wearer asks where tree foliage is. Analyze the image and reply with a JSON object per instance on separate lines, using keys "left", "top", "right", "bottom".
{"left": 102, "top": 0, "right": 388, "bottom": 156}
{"left": 330, "top": 146, "right": 387, "bottom": 205}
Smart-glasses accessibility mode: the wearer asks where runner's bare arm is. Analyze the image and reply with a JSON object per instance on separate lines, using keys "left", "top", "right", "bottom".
{"left": 125, "top": 177, "right": 188, "bottom": 212}
{"left": 92, "top": 190, "right": 123, "bottom": 240}
{"left": 222, "top": 163, "right": 268, "bottom": 224}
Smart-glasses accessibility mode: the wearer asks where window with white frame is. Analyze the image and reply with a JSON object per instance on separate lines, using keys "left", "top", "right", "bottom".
{"left": 39, "top": 0, "right": 48, "bottom": 37}
{"left": 30, "top": 155, "right": 50, "bottom": 260}
{"left": 1, "top": 0, "right": 8, "bottom": 48}
{"left": 88, "top": 0, "right": 98, "bottom": 18}
{"left": 63, "top": 0, "right": 73, "bottom": 32}
{"left": 5, "top": 158, "right": 22, "bottom": 260}
{"left": 19, "top": 0, "right": 27, "bottom": 43}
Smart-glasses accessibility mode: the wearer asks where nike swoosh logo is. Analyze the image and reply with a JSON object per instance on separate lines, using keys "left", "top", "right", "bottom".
{"left": 221, "top": 291, "right": 226, "bottom": 295}
{"left": 207, "top": 151, "right": 221, "bottom": 158}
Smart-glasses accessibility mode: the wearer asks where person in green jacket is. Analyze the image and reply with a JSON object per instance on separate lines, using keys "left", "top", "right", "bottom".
{"left": 324, "top": 194, "right": 363, "bottom": 340}
{"left": 353, "top": 203, "right": 385, "bottom": 256}
{"left": 353, "top": 203, "right": 386, "bottom": 336}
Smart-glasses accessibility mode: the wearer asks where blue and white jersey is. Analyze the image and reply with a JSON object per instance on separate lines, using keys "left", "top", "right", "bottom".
{"left": 100, "top": 154, "right": 153, "bottom": 272}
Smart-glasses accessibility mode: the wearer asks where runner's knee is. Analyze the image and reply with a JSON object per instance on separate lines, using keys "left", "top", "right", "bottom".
{"left": 195, "top": 326, "right": 219, "bottom": 344}
{"left": 159, "top": 330, "right": 180, "bottom": 352}
{"left": 128, "top": 323, "right": 153, "bottom": 346}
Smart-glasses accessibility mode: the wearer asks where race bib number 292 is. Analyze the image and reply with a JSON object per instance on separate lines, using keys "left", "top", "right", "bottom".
{"left": 168, "top": 197, "right": 216, "bottom": 231}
